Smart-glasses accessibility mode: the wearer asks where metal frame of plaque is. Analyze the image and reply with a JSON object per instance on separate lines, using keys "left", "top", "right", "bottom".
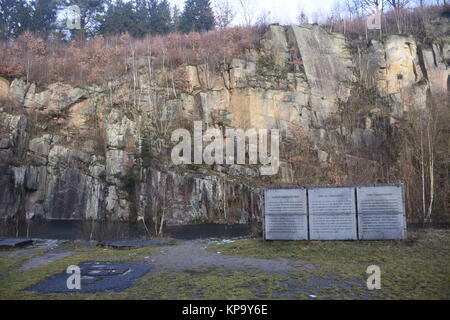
{"left": 264, "top": 187, "right": 308, "bottom": 240}
{"left": 356, "top": 184, "right": 407, "bottom": 240}
{"left": 308, "top": 185, "right": 358, "bottom": 240}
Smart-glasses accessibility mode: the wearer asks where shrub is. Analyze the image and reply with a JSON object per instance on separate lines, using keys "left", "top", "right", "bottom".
{"left": 0, "top": 26, "right": 263, "bottom": 87}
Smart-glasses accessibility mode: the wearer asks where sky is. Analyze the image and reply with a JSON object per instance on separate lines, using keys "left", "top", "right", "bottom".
{"left": 168, "top": 0, "right": 338, "bottom": 25}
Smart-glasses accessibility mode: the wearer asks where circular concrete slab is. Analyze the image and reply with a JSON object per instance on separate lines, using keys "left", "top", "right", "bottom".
{"left": 26, "top": 261, "right": 153, "bottom": 293}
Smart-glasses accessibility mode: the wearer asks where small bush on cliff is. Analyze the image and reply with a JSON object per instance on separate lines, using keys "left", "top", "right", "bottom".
{"left": 118, "top": 168, "right": 140, "bottom": 195}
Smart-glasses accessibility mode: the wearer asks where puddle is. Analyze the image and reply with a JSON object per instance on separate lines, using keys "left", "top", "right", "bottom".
{"left": 0, "top": 220, "right": 257, "bottom": 241}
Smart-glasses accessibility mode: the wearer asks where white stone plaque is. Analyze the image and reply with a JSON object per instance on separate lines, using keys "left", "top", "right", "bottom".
{"left": 264, "top": 188, "right": 308, "bottom": 240}
{"left": 357, "top": 185, "right": 406, "bottom": 240}
{"left": 308, "top": 187, "right": 357, "bottom": 240}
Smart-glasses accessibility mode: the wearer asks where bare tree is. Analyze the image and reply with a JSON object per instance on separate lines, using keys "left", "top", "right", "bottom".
{"left": 387, "top": 0, "right": 411, "bottom": 8}
{"left": 329, "top": 1, "right": 346, "bottom": 33}
{"left": 256, "top": 10, "right": 271, "bottom": 26}
{"left": 149, "top": 174, "right": 174, "bottom": 237}
{"left": 214, "top": 0, "right": 236, "bottom": 29}
{"left": 346, "top": 0, "right": 366, "bottom": 18}
{"left": 311, "top": 10, "right": 323, "bottom": 24}
{"left": 400, "top": 93, "right": 448, "bottom": 223}
{"left": 238, "top": 0, "right": 257, "bottom": 26}
{"left": 297, "top": 8, "right": 308, "bottom": 24}
{"left": 361, "top": 0, "right": 386, "bottom": 12}
{"left": 386, "top": 0, "right": 411, "bottom": 33}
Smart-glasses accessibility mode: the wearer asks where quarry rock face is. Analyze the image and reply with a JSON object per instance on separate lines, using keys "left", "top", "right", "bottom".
{"left": 9, "top": 79, "right": 29, "bottom": 105}
{"left": 135, "top": 165, "right": 262, "bottom": 225}
{"left": 0, "top": 23, "right": 448, "bottom": 224}
{"left": 0, "top": 77, "right": 9, "bottom": 99}
{"left": 287, "top": 25, "right": 355, "bottom": 120}
{"left": 422, "top": 43, "right": 450, "bottom": 94}
{"left": 24, "top": 82, "right": 86, "bottom": 111}
{"left": 383, "top": 35, "right": 423, "bottom": 95}
{"left": 261, "top": 25, "right": 290, "bottom": 69}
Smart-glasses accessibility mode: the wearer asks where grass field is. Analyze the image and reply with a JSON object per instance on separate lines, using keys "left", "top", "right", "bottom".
{"left": 0, "top": 229, "right": 448, "bottom": 300}
{"left": 206, "top": 229, "right": 450, "bottom": 299}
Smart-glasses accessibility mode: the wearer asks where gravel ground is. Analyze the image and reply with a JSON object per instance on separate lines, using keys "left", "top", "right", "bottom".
{"left": 149, "top": 240, "right": 311, "bottom": 274}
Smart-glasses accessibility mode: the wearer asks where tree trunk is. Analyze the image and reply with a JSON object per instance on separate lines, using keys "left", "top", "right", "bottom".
{"left": 420, "top": 123, "right": 426, "bottom": 223}
{"left": 426, "top": 123, "right": 434, "bottom": 222}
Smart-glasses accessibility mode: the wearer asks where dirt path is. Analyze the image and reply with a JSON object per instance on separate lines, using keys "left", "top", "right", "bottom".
{"left": 146, "top": 240, "right": 367, "bottom": 299}
{"left": 4, "top": 239, "right": 72, "bottom": 272}
{"left": 149, "top": 240, "right": 311, "bottom": 274}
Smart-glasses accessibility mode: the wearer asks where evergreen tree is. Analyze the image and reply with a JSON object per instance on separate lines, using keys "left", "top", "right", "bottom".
{"left": 99, "top": 0, "right": 172, "bottom": 37}
{"left": 171, "top": 4, "right": 181, "bottom": 33}
{"left": 151, "top": 0, "right": 171, "bottom": 35}
{"left": 179, "top": 0, "right": 215, "bottom": 33}
{"left": 29, "top": 0, "right": 60, "bottom": 38}
{"left": 0, "top": 0, "right": 59, "bottom": 40}
{"left": 0, "top": 0, "right": 32, "bottom": 40}
{"left": 98, "top": 0, "right": 141, "bottom": 36}
{"left": 133, "top": 0, "right": 151, "bottom": 35}
{"left": 145, "top": 0, "right": 171, "bottom": 35}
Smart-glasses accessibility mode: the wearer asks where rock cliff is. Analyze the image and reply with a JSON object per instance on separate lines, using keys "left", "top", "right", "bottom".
{"left": 0, "top": 22, "right": 448, "bottom": 225}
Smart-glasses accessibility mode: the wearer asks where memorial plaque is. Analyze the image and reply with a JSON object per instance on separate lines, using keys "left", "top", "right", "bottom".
{"left": 357, "top": 185, "right": 406, "bottom": 240}
{"left": 264, "top": 188, "right": 308, "bottom": 240}
{"left": 308, "top": 187, "right": 357, "bottom": 240}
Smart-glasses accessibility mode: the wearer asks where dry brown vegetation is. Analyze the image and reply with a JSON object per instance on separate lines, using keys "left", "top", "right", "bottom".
{"left": 0, "top": 26, "right": 265, "bottom": 87}
{"left": 0, "top": 3, "right": 447, "bottom": 87}
{"left": 324, "top": 3, "right": 448, "bottom": 42}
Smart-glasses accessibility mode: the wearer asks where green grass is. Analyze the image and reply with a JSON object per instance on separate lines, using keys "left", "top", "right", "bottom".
{"left": 206, "top": 229, "right": 450, "bottom": 299}
{"left": 0, "top": 246, "right": 156, "bottom": 299}
{"left": 128, "top": 268, "right": 292, "bottom": 300}
{"left": 0, "top": 246, "right": 291, "bottom": 300}
{"left": 0, "top": 229, "right": 448, "bottom": 299}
